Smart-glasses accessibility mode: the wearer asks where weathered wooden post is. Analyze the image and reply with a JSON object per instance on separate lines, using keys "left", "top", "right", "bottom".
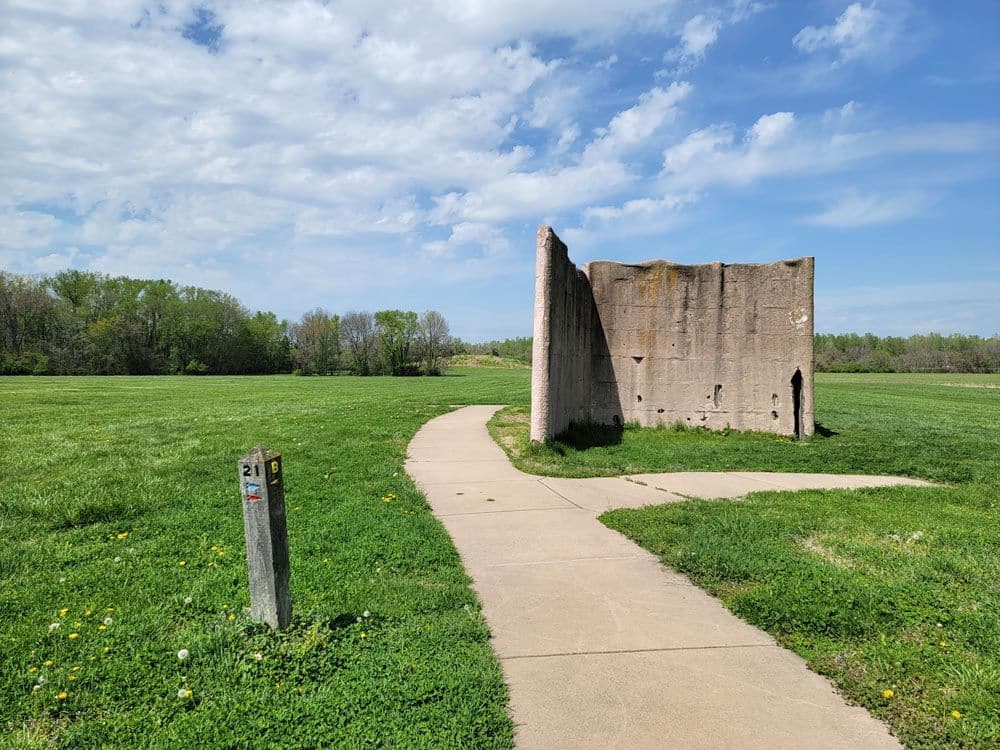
{"left": 238, "top": 445, "right": 291, "bottom": 629}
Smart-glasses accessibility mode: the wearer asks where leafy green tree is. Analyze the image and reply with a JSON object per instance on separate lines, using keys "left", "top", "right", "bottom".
{"left": 375, "top": 309, "right": 418, "bottom": 375}
{"left": 290, "top": 309, "right": 340, "bottom": 374}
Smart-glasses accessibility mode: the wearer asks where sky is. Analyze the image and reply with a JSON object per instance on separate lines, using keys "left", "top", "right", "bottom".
{"left": 2, "top": 0, "right": 998, "bottom": 340}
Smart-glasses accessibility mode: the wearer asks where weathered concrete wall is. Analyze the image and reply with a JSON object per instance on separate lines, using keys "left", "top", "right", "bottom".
{"left": 530, "top": 226, "right": 814, "bottom": 441}
{"left": 530, "top": 226, "right": 602, "bottom": 442}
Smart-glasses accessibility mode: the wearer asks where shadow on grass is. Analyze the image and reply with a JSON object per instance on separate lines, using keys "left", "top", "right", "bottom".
{"left": 814, "top": 422, "right": 840, "bottom": 437}
{"left": 554, "top": 421, "right": 625, "bottom": 450}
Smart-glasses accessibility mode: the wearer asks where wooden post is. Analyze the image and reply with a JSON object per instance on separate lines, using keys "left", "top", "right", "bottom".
{"left": 238, "top": 445, "right": 291, "bottom": 629}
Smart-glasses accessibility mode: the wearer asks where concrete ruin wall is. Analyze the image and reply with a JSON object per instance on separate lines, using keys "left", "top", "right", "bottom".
{"left": 530, "top": 227, "right": 596, "bottom": 441}
{"left": 530, "top": 225, "right": 815, "bottom": 442}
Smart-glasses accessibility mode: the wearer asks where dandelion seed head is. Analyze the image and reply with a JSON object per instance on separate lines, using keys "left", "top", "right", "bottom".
{"left": 177, "top": 649, "right": 190, "bottom": 661}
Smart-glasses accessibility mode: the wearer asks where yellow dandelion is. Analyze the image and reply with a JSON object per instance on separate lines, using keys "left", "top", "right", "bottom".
{"left": 102, "top": 647, "right": 110, "bottom": 653}
{"left": 939, "top": 641, "right": 948, "bottom": 648}
{"left": 84, "top": 610, "right": 92, "bottom": 616}
{"left": 106, "top": 607, "right": 115, "bottom": 613}
{"left": 227, "top": 613, "right": 235, "bottom": 621}
{"left": 68, "top": 633, "right": 79, "bottom": 640}
{"left": 57, "top": 691, "right": 68, "bottom": 700}
{"left": 360, "top": 632, "right": 367, "bottom": 638}
{"left": 74, "top": 622, "right": 82, "bottom": 628}
{"left": 951, "top": 710, "right": 962, "bottom": 719}
{"left": 882, "top": 689, "right": 894, "bottom": 698}
{"left": 67, "top": 675, "right": 77, "bottom": 682}
{"left": 58, "top": 608, "right": 68, "bottom": 617}
{"left": 98, "top": 624, "right": 107, "bottom": 631}
{"left": 178, "top": 560, "right": 186, "bottom": 567}
{"left": 43, "top": 660, "right": 53, "bottom": 667}
{"left": 117, "top": 532, "right": 128, "bottom": 540}
{"left": 207, "top": 562, "right": 218, "bottom": 569}
{"left": 28, "top": 666, "right": 37, "bottom": 673}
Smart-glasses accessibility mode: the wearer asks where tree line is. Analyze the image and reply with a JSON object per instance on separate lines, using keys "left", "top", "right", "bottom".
{"left": 3, "top": 270, "right": 996, "bottom": 375}
{"left": 813, "top": 332, "right": 999, "bottom": 373}
{"left": 0, "top": 271, "right": 453, "bottom": 376}
{"left": 458, "top": 333, "right": 999, "bottom": 373}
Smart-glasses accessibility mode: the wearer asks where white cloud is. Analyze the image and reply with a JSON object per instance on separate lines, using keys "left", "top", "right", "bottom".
{"left": 660, "top": 2, "right": 772, "bottom": 75}
{"left": 435, "top": 81, "right": 691, "bottom": 224}
{"left": 0, "top": 210, "right": 61, "bottom": 249}
{"left": 793, "top": 2, "right": 897, "bottom": 63}
{"left": 421, "top": 222, "right": 510, "bottom": 258}
{"left": 661, "top": 112, "right": 1000, "bottom": 191}
{"left": 746, "top": 112, "right": 795, "bottom": 146}
{"left": 803, "top": 189, "right": 927, "bottom": 227}
{"left": 584, "top": 82, "right": 691, "bottom": 162}
{"left": 679, "top": 15, "right": 721, "bottom": 60}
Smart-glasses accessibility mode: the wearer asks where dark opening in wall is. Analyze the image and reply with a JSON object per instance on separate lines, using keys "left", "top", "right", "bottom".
{"left": 632, "top": 356, "right": 644, "bottom": 364}
{"left": 791, "top": 369, "right": 803, "bottom": 438}
{"left": 637, "top": 394, "right": 642, "bottom": 402}
{"left": 713, "top": 384, "right": 722, "bottom": 407}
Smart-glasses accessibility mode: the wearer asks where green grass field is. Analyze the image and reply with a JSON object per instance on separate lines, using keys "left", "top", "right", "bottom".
{"left": 1, "top": 371, "right": 529, "bottom": 749}
{"left": 490, "top": 373, "right": 999, "bottom": 748}
{"left": 3, "top": 371, "right": 997, "bottom": 748}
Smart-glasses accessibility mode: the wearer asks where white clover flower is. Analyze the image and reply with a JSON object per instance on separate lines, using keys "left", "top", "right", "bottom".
{"left": 58, "top": 577, "right": 66, "bottom": 583}
{"left": 177, "top": 649, "right": 190, "bottom": 661}
{"left": 183, "top": 596, "right": 193, "bottom": 605}
{"left": 103, "top": 617, "right": 113, "bottom": 626}
{"left": 32, "top": 684, "right": 41, "bottom": 693}
{"left": 177, "top": 688, "right": 192, "bottom": 699}
{"left": 254, "top": 652, "right": 263, "bottom": 661}
{"left": 363, "top": 610, "right": 371, "bottom": 619}
{"left": 48, "top": 622, "right": 61, "bottom": 633}
{"left": 114, "top": 556, "right": 122, "bottom": 563}
{"left": 37, "top": 676, "right": 47, "bottom": 686}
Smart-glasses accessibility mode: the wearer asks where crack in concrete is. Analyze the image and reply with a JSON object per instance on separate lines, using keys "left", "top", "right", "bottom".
{"left": 500, "top": 643, "right": 777, "bottom": 661}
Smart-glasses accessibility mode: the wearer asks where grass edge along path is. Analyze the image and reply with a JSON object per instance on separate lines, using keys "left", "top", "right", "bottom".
{"left": 2, "top": 370, "right": 529, "bottom": 750}
{"left": 486, "top": 373, "right": 999, "bottom": 749}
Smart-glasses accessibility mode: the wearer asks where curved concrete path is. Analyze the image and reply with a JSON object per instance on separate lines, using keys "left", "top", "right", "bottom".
{"left": 406, "top": 406, "right": 932, "bottom": 749}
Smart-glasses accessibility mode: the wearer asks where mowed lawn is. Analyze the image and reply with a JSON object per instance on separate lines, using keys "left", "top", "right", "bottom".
{"left": 491, "top": 373, "right": 1000, "bottom": 749}
{"left": 1, "top": 370, "right": 529, "bottom": 749}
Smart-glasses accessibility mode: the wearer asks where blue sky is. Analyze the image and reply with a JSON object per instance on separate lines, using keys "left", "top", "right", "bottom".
{"left": 2, "top": 0, "right": 998, "bottom": 339}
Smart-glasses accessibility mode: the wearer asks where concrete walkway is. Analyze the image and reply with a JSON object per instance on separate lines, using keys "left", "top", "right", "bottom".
{"left": 405, "top": 406, "right": 931, "bottom": 749}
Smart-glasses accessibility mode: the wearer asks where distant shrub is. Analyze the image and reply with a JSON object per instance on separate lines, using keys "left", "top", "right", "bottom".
{"left": 184, "top": 359, "right": 209, "bottom": 375}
